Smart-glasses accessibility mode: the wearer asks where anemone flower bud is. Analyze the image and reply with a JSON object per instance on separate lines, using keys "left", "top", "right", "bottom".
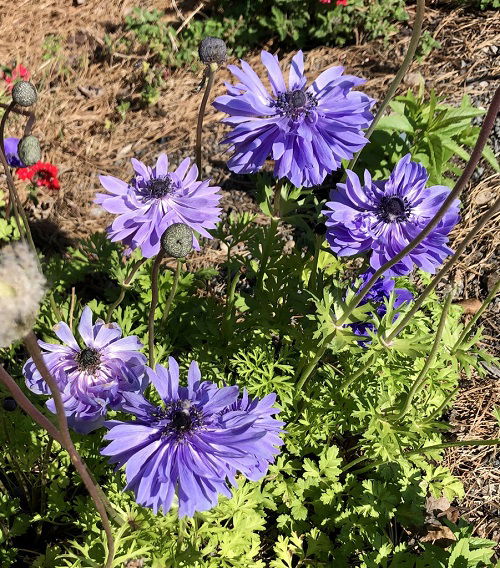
{"left": 161, "top": 223, "right": 193, "bottom": 258}
{"left": 12, "top": 81, "right": 38, "bottom": 107}
{"left": 18, "top": 135, "right": 41, "bottom": 166}
{"left": 0, "top": 242, "right": 46, "bottom": 347}
{"left": 198, "top": 37, "right": 227, "bottom": 65}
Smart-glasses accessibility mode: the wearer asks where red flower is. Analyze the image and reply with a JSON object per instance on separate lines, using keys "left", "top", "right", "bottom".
{"left": 336, "top": 0, "right": 348, "bottom": 5}
{"left": 319, "top": 0, "right": 331, "bottom": 3}
{"left": 17, "top": 162, "right": 60, "bottom": 190}
{"left": 2, "top": 65, "right": 30, "bottom": 92}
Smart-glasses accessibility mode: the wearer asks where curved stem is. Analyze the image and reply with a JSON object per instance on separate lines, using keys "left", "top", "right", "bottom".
{"left": 451, "top": 279, "right": 500, "bottom": 354}
{"left": 162, "top": 258, "right": 182, "bottom": 324}
{"left": 421, "top": 386, "right": 459, "bottom": 425}
{"left": 106, "top": 257, "right": 148, "bottom": 323}
{"left": 223, "top": 269, "right": 240, "bottom": 336}
{"left": 0, "top": 101, "right": 14, "bottom": 156}
{"left": 337, "top": 86, "right": 500, "bottom": 327}
{"left": 346, "top": 0, "right": 426, "bottom": 171}
{"left": 387, "top": 291, "right": 452, "bottom": 423}
{"left": 148, "top": 251, "right": 165, "bottom": 368}
{"left": 23, "top": 333, "right": 115, "bottom": 568}
{"left": 340, "top": 353, "right": 377, "bottom": 392}
{"left": 386, "top": 195, "right": 500, "bottom": 342}
{"left": 195, "top": 65, "right": 216, "bottom": 178}
{"left": 294, "top": 331, "right": 336, "bottom": 399}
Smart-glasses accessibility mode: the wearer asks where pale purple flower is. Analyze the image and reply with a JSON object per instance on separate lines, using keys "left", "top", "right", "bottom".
{"left": 95, "top": 154, "right": 222, "bottom": 258}
{"left": 213, "top": 50, "right": 374, "bottom": 188}
{"left": 101, "top": 358, "right": 284, "bottom": 516}
{"left": 23, "top": 307, "right": 147, "bottom": 433}
{"left": 323, "top": 154, "right": 460, "bottom": 276}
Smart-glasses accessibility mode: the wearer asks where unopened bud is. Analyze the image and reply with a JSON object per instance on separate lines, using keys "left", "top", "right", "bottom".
{"left": 198, "top": 37, "right": 227, "bottom": 65}
{"left": 161, "top": 224, "right": 193, "bottom": 258}
{"left": 18, "top": 136, "right": 41, "bottom": 166}
{"left": 12, "top": 81, "right": 38, "bottom": 107}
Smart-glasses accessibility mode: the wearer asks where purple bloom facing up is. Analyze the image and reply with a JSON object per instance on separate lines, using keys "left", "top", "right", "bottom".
{"left": 323, "top": 155, "right": 460, "bottom": 276}
{"left": 4, "top": 137, "right": 25, "bottom": 168}
{"left": 349, "top": 274, "right": 413, "bottom": 343}
{"left": 95, "top": 154, "right": 222, "bottom": 258}
{"left": 213, "top": 50, "right": 374, "bottom": 188}
{"left": 23, "top": 307, "right": 147, "bottom": 434}
{"left": 101, "top": 358, "right": 284, "bottom": 516}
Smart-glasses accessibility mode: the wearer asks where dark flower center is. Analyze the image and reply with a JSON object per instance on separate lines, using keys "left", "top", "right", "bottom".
{"left": 161, "top": 400, "right": 203, "bottom": 440}
{"left": 143, "top": 176, "right": 173, "bottom": 200}
{"left": 274, "top": 89, "right": 317, "bottom": 120}
{"left": 378, "top": 196, "right": 411, "bottom": 223}
{"left": 75, "top": 348, "right": 101, "bottom": 373}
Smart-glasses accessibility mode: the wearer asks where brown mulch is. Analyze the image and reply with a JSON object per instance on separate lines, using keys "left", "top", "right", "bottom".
{"left": 1, "top": 0, "right": 499, "bottom": 544}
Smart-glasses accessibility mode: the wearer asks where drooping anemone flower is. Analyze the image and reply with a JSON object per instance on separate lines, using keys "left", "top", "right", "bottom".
{"left": 3, "top": 137, "right": 25, "bottom": 168}
{"left": 23, "top": 307, "right": 147, "bottom": 433}
{"left": 17, "top": 161, "right": 60, "bottom": 190}
{"left": 348, "top": 274, "right": 413, "bottom": 342}
{"left": 212, "top": 50, "right": 374, "bottom": 188}
{"left": 323, "top": 154, "right": 460, "bottom": 276}
{"left": 101, "top": 358, "right": 284, "bottom": 516}
{"left": 95, "top": 154, "right": 222, "bottom": 258}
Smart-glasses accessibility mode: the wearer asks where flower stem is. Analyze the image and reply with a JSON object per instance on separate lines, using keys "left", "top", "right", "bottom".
{"left": 307, "top": 234, "right": 322, "bottom": 293}
{"left": 256, "top": 180, "right": 283, "bottom": 290}
{"left": 451, "top": 279, "right": 500, "bottom": 354}
{"left": 148, "top": 251, "right": 165, "bottom": 368}
{"left": 106, "top": 257, "right": 148, "bottom": 323}
{"left": 294, "top": 332, "right": 336, "bottom": 400}
{"left": 385, "top": 195, "right": 500, "bottom": 342}
{"left": 162, "top": 258, "right": 182, "bottom": 324}
{"left": 22, "top": 332, "right": 115, "bottom": 568}
{"left": 223, "top": 269, "right": 240, "bottom": 336}
{"left": 346, "top": 0, "right": 426, "bottom": 171}
{"left": 386, "top": 291, "right": 452, "bottom": 423}
{"left": 195, "top": 64, "right": 217, "bottom": 178}
{"left": 337, "top": 86, "right": 500, "bottom": 327}
{"left": 340, "top": 353, "right": 377, "bottom": 392}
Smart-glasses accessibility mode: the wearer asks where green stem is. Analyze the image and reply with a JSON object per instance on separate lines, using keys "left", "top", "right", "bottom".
{"left": 256, "top": 180, "right": 283, "bottom": 290}
{"left": 148, "top": 251, "right": 165, "bottom": 368}
{"left": 337, "top": 86, "right": 500, "bottom": 327}
{"left": 307, "top": 234, "right": 322, "bottom": 293}
{"left": 451, "top": 279, "right": 500, "bottom": 354}
{"left": 195, "top": 64, "right": 216, "bottom": 178}
{"left": 386, "top": 291, "right": 452, "bottom": 423}
{"left": 106, "top": 257, "right": 147, "bottom": 323}
{"left": 223, "top": 269, "right": 240, "bottom": 335}
{"left": 294, "top": 332, "right": 336, "bottom": 399}
{"left": 161, "top": 259, "right": 182, "bottom": 324}
{"left": 421, "top": 386, "right": 459, "bottom": 425}
{"left": 340, "top": 353, "right": 377, "bottom": 392}
{"left": 346, "top": 0, "right": 426, "bottom": 171}
{"left": 386, "top": 195, "right": 500, "bottom": 342}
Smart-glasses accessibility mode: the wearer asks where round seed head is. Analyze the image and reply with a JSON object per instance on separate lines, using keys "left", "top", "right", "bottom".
{"left": 18, "top": 136, "right": 41, "bottom": 166}
{"left": 161, "top": 223, "right": 193, "bottom": 258}
{"left": 198, "top": 37, "right": 227, "bottom": 65}
{"left": 12, "top": 81, "right": 38, "bottom": 107}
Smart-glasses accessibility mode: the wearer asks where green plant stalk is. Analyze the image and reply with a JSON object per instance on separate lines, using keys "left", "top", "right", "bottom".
{"left": 23, "top": 332, "right": 115, "bottom": 568}
{"left": 294, "top": 331, "right": 336, "bottom": 398}
{"left": 337, "top": 85, "right": 500, "bottom": 327}
{"left": 346, "top": 0, "right": 425, "bottom": 172}
{"left": 421, "top": 386, "right": 459, "bottom": 425}
{"left": 385, "top": 195, "right": 500, "bottom": 342}
{"left": 106, "top": 257, "right": 148, "bottom": 322}
{"left": 451, "top": 279, "right": 500, "bottom": 354}
{"left": 148, "top": 251, "right": 165, "bottom": 368}
{"left": 340, "top": 353, "right": 377, "bottom": 392}
{"left": 256, "top": 180, "right": 283, "bottom": 290}
{"left": 195, "top": 63, "right": 217, "bottom": 178}
{"left": 307, "top": 234, "right": 322, "bottom": 293}
{"left": 348, "top": 438, "right": 500, "bottom": 476}
{"left": 387, "top": 291, "right": 452, "bottom": 423}
{"left": 223, "top": 269, "right": 240, "bottom": 336}
{"left": 161, "top": 258, "right": 182, "bottom": 324}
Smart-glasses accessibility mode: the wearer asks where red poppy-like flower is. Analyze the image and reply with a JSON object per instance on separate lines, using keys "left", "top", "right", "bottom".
{"left": 17, "top": 162, "right": 60, "bottom": 190}
{"left": 336, "top": 0, "right": 348, "bottom": 5}
{"left": 2, "top": 65, "right": 30, "bottom": 92}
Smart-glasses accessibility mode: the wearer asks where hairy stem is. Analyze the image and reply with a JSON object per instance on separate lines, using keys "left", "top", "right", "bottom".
{"left": 337, "top": 86, "right": 500, "bottom": 327}
{"left": 387, "top": 291, "right": 452, "bottom": 423}
{"left": 346, "top": 0, "right": 426, "bottom": 171}
{"left": 162, "top": 258, "right": 182, "bottom": 324}
{"left": 385, "top": 195, "right": 500, "bottom": 342}
{"left": 195, "top": 64, "right": 216, "bottom": 178}
{"left": 148, "top": 251, "right": 165, "bottom": 368}
{"left": 23, "top": 333, "right": 115, "bottom": 568}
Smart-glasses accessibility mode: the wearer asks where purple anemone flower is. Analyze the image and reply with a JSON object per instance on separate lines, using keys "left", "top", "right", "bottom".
{"left": 95, "top": 154, "right": 222, "bottom": 258}
{"left": 23, "top": 307, "right": 147, "bottom": 434}
{"left": 101, "top": 358, "right": 284, "bottom": 516}
{"left": 213, "top": 50, "right": 374, "bottom": 188}
{"left": 4, "top": 137, "right": 25, "bottom": 168}
{"left": 323, "top": 154, "right": 460, "bottom": 276}
{"left": 349, "top": 274, "right": 413, "bottom": 343}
